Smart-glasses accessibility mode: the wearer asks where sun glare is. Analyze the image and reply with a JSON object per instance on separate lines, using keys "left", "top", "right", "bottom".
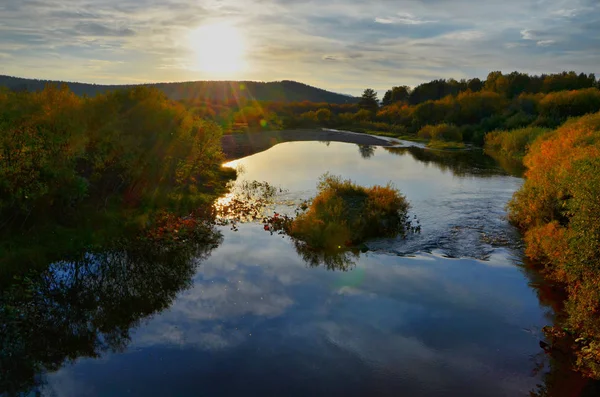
{"left": 188, "top": 23, "right": 246, "bottom": 75}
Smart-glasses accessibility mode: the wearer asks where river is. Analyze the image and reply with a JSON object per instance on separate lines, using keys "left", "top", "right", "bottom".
{"left": 3, "top": 141, "right": 554, "bottom": 396}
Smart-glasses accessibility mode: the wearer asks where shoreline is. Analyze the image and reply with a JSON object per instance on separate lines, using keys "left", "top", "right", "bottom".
{"left": 221, "top": 128, "right": 396, "bottom": 161}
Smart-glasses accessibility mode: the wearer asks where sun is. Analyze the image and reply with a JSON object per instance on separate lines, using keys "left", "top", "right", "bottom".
{"left": 188, "top": 22, "right": 246, "bottom": 75}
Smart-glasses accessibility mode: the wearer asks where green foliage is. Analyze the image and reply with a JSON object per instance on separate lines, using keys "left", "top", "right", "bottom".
{"left": 316, "top": 108, "right": 332, "bottom": 123}
{"left": 418, "top": 124, "right": 463, "bottom": 142}
{"left": 426, "top": 141, "right": 466, "bottom": 150}
{"left": 408, "top": 78, "right": 481, "bottom": 104}
{"left": 484, "top": 127, "right": 551, "bottom": 161}
{"left": 502, "top": 111, "right": 536, "bottom": 130}
{"left": 288, "top": 174, "right": 412, "bottom": 249}
{"left": 359, "top": 88, "right": 379, "bottom": 112}
{"left": 0, "top": 85, "right": 88, "bottom": 216}
{"left": 382, "top": 86, "right": 410, "bottom": 106}
{"left": 0, "top": 84, "right": 233, "bottom": 232}
{"left": 484, "top": 71, "right": 597, "bottom": 98}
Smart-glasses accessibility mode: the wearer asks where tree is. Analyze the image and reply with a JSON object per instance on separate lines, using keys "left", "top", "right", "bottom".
{"left": 381, "top": 86, "right": 410, "bottom": 106}
{"left": 316, "top": 108, "right": 332, "bottom": 123}
{"left": 467, "top": 78, "right": 484, "bottom": 92}
{"left": 359, "top": 88, "right": 379, "bottom": 112}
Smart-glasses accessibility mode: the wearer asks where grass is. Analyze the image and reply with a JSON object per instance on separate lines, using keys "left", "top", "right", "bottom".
{"left": 426, "top": 141, "right": 466, "bottom": 150}
{"left": 364, "top": 130, "right": 402, "bottom": 138}
{"left": 287, "top": 174, "right": 412, "bottom": 249}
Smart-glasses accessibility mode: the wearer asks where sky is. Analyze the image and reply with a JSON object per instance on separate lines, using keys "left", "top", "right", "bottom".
{"left": 0, "top": 0, "right": 599, "bottom": 96}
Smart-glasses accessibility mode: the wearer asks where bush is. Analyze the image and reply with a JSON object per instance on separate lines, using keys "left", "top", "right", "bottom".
{"left": 288, "top": 174, "right": 411, "bottom": 249}
{"left": 484, "top": 127, "right": 551, "bottom": 161}
{"left": 426, "top": 141, "right": 466, "bottom": 150}
{"left": 0, "top": 84, "right": 232, "bottom": 230}
{"left": 0, "top": 85, "right": 87, "bottom": 216}
{"left": 509, "top": 111, "right": 600, "bottom": 378}
{"left": 503, "top": 111, "right": 536, "bottom": 130}
{"left": 417, "top": 123, "right": 463, "bottom": 142}
{"left": 539, "top": 88, "right": 600, "bottom": 121}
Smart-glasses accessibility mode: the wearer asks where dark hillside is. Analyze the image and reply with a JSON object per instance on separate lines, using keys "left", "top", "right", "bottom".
{"left": 0, "top": 75, "right": 358, "bottom": 104}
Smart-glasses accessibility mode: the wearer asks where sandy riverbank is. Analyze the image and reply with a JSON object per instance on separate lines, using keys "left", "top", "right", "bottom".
{"left": 221, "top": 129, "right": 394, "bottom": 161}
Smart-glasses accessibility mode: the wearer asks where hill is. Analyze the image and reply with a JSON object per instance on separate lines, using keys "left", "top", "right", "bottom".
{"left": 0, "top": 75, "right": 358, "bottom": 104}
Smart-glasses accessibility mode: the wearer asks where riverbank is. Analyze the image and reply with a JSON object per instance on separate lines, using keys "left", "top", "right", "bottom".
{"left": 221, "top": 129, "right": 394, "bottom": 160}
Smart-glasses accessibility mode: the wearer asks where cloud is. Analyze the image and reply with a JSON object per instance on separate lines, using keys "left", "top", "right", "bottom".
{"left": 375, "top": 12, "right": 436, "bottom": 25}
{"left": 74, "top": 22, "right": 136, "bottom": 37}
{"left": 551, "top": 8, "right": 578, "bottom": 17}
{"left": 536, "top": 40, "right": 556, "bottom": 47}
{"left": 0, "top": 0, "right": 599, "bottom": 94}
{"left": 520, "top": 29, "right": 538, "bottom": 40}
{"left": 442, "top": 30, "right": 485, "bottom": 41}
{"left": 41, "top": 218, "right": 544, "bottom": 395}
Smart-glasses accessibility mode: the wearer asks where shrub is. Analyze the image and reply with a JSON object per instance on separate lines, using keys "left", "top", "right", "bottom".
{"left": 417, "top": 123, "right": 463, "bottom": 142}
{"left": 288, "top": 174, "right": 411, "bottom": 249}
{"left": 426, "top": 141, "right": 466, "bottom": 150}
{"left": 503, "top": 111, "right": 536, "bottom": 130}
{"left": 509, "top": 111, "right": 600, "bottom": 378}
{"left": 484, "top": 127, "right": 551, "bottom": 161}
{"left": 0, "top": 85, "right": 232, "bottom": 230}
{"left": 316, "top": 108, "right": 332, "bottom": 123}
{"left": 539, "top": 88, "right": 600, "bottom": 121}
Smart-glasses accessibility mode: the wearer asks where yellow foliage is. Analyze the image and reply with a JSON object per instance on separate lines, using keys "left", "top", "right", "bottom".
{"left": 289, "top": 174, "right": 411, "bottom": 249}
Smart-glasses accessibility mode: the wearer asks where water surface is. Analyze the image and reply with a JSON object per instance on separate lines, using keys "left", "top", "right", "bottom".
{"left": 17, "top": 142, "right": 548, "bottom": 396}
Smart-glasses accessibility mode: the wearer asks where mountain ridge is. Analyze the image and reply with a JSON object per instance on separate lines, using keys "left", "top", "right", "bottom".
{"left": 0, "top": 75, "right": 358, "bottom": 104}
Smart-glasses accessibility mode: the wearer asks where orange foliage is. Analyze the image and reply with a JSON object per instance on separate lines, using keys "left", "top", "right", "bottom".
{"left": 510, "top": 113, "right": 600, "bottom": 230}
{"left": 510, "top": 111, "right": 600, "bottom": 378}
{"left": 524, "top": 222, "right": 569, "bottom": 279}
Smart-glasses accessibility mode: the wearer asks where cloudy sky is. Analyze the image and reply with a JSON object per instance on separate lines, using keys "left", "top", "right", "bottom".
{"left": 0, "top": 0, "right": 598, "bottom": 95}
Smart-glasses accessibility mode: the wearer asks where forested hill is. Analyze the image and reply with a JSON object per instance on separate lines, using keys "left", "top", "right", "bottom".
{"left": 0, "top": 75, "right": 358, "bottom": 104}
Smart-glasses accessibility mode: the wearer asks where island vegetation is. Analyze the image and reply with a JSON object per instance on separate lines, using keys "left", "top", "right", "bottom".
{"left": 286, "top": 174, "right": 414, "bottom": 249}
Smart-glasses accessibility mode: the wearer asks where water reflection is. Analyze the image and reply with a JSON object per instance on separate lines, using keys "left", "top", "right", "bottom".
{"left": 1, "top": 141, "right": 583, "bottom": 396}
{"left": 36, "top": 224, "right": 546, "bottom": 397}
{"left": 519, "top": 260, "right": 600, "bottom": 397}
{"left": 0, "top": 224, "right": 221, "bottom": 395}
{"left": 226, "top": 142, "right": 523, "bottom": 260}
{"left": 384, "top": 146, "right": 510, "bottom": 177}
{"left": 357, "top": 144, "right": 375, "bottom": 159}
{"left": 291, "top": 240, "right": 361, "bottom": 271}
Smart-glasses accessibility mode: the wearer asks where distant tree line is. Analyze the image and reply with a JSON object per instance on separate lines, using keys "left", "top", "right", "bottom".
{"left": 382, "top": 71, "right": 598, "bottom": 106}
{"left": 228, "top": 70, "right": 596, "bottom": 147}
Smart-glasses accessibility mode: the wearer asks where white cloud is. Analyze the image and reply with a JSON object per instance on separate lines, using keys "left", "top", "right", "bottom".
{"left": 374, "top": 17, "right": 394, "bottom": 24}
{"left": 520, "top": 29, "right": 536, "bottom": 40}
{"left": 442, "top": 30, "right": 485, "bottom": 41}
{"left": 536, "top": 39, "right": 556, "bottom": 46}
{"left": 375, "top": 12, "right": 436, "bottom": 25}
{"left": 551, "top": 8, "right": 578, "bottom": 17}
